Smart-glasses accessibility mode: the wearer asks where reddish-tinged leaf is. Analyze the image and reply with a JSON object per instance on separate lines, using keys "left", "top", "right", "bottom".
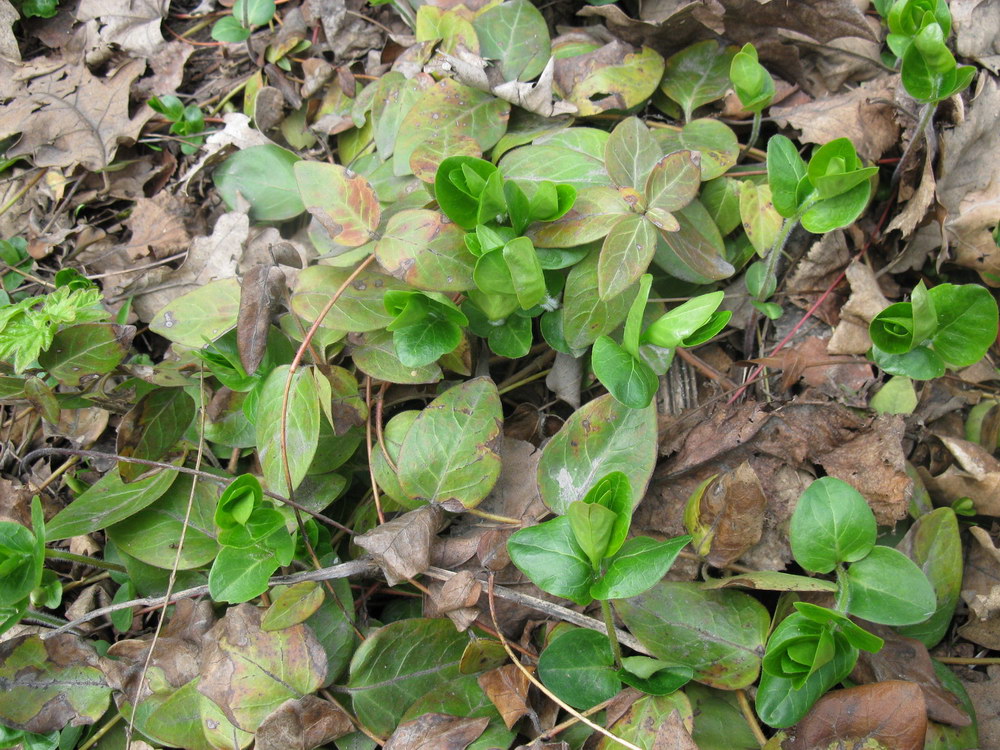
{"left": 644, "top": 150, "right": 700, "bottom": 214}
{"left": 376, "top": 209, "right": 476, "bottom": 292}
{"left": 597, "top": 214, "right": 657, "bottom": 300}
{"left": 294, "top": 161, "right": 380, "bottom": 247}
{"left": 526, "top": 186, "right": 629, "bottom": 248}
{"left": 255, "top": 696, "right": 353, "bottom": 750}
{"left": 785, "top": 681, "right": 926, "bottom": 750}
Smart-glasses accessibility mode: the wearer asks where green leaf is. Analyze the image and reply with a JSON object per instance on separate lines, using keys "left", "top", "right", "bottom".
{"left": 538, "top": 393, "right": 656, "bottom": 514}
{"left": 870, "top": 300, "right": 920, "bottom": 354}
{"left": 686, "top": 683, "right": 760, "bottom": 750}
{"left": 701, "top": 177, "right": 745, "bottom": 236}
{"left": 149, "top": 278, "right": 241, "bottom": 347}
{"left": 0, "top": 635, "right": 110, "bottom": 732}
{"left": 561, "top": 246, "right": 637, "bottom": 352}
{"left": 107, "top": 475, "right": 219, "bottom": 570}
{"left": 433, "top": 156, "right": 497, "bottom": 229}
{"left": 294, "top": 162, "right": 380, "bottom": 248}
{"left": 262, "top": 581, "right": 325, "bottom": 630}
{"left": 527, "top": 186, "right": 629, "bottom": 248}
{"left": 755, "top": 615, "right": 858, "bottom": 728}
{"left": 503, "top": 236, "right": 546, "bottom": 309}
{"left": 642, "top": 290, "right": 726, "bottom": 350}
{"left": 393, "top": 79, "right": 509, "bottom": 177}
{"left": 604, "top": 117, "right": 661, "bottom": 190}
{"left": 215, "top": 474, "right": 264, "bottom": 530}
{"left": 845, "top": 545, "right": 937, "bottom": 626}
{"left": 415, "top": 5, "right": 478, "bottom": 54}
{"left": 870, "top": 374, "right": 919, "bottom": 415}
{"left": 499, "top": 128, "right": 612, "bottom": 190}
{"left": 255, "top": 365, "right": 321, "bottom": 496}
{"left": 214, "top": 145, "right": 303, "bottom": 221}
{"left": 791, "top": 602, "right": 884, "bottom": 654}
{"left": 234, "top": 0, "right": 275, "bottom": 27}
{"left": 561, "top": 45, "right": 664, "bottom": 117}
{"left": 208, "top": 545, "right": 280, "bottom": 603}
{"left": 928, "top": 283, "right": 999, "bottom": 367}
{"left": 396, "top": 377, "right": 502, "bottom": 511}
{"left": 596, "top": 692, "right": 694, "bottom": 748}
{"left": 0, "top": 521, "right": 39, "bottom": 605}
{"left": 46, "top": 468, "right": 178, "bottom": 541}
{"left": 508, "top": 516, "right": 594, "bottom": 606}
{"left": 767, "top": 134, "right": 808, "bottom": 218}
{"left": 211, "top": 15, "right": 251, "bottom": 42}
{"left": 660, "top": 40, "right": 735, "bottom": 122}
{"left": 117, "top": 388, "right": 196, "bottom": 482}
{"left": 871, "top": 344, "right": 946, "bottom": 380}
{"left": 591, "top": 535, "right": 690, "bottom": 600}
{"left": 616, "top": 582, "right": 769, "bottom": 689}
{"left": 700, "top": 570, "right": 839, "bottom": 593}
{"left": 729, "top": 43, "right": 774, "bottom": 113}
{"left": 653, "top": 199, "right": 734, "bottom": 283}
{"left": 592, "top": 335, "right": 659, "bottom": 409}
{"left": 537, "top": 629, "right": 619, "bottom": 709}
{"left": 37, "top": 323, "right": 133, "bottom": 387}
{"left": 617, "top": 659, "right": 692, "bottom": 696}
{"left": 897, "top": 507, "right": 963, "bottom": 647}
{"left": 568, "top": 500, "right": 616, "bottom": 570}
{"left": 653, "top": 119, "right": 738, "bottom": 181}
{"left": 738, "top": 182, "right": 782, "bottom": 255}
{"left": 597, "top": 214, "right": 657, "bottom": 300}
{"left": 472, "top": 0, "right": 551, "bottom": 81}
{"left": 291, "top": 264, "right": 407, "bottom": 333}
{"left": 800, "top": 180, "right": 872, "bottom": 233}
{"left": 789, "top": 477, "right": 877, "bottom": 574}
{"left": 347, "top": 618, "right": 482, "bottom": 737}
{"left": 351, "top": 328, "right": 443, "bottom": 384}
{"left": 644, "top": 149, "right": 700, "bottom": 214}
{"left": 371, "top": 72, "right": 432, "bottom": 159}
{"left": 142, "top": 677, "right": 252, "bottom": 750}
{"left": 582, "top": 471, "right": 633, "bottom": 557}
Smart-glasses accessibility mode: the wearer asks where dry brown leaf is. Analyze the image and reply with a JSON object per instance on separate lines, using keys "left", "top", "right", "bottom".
{"left": 909, "top": 75, "right": 1000, "bottom": 283}
{"left": 0, "top": 0, "right": 19, "bottom": 62}
{"left": 770, "top": 75, "right": 899, "bottom": 161}
{"left": 125, "top": 193, "right": 191, "bottom": 260}
{"left": 0, "top": 478, "right": 33, "bottom": 526}
{"left": 546, "top": 352, "right": 582, "bottom": 409}
{"left": 133, "top": 40, "right": 194, "bottom": 99}
{"left": 828, "top": 260, "right": 892, "bottom": 355}
{"left": 425, "top": 569, "right": 480, "bottom": 631}
{"left": 355, "top": 505, "right": 443, "bottom": 585}
{"left": 886, "top": 139, "right": 937, "bottom": 239}
{"left": 44, "top": 405, "right": 110, "bottom": 448}
{"left": 850, "top": 626, "right": 971, "bottom": 727}
{"left": 255, "top": 695, "right": 353, "bottom": 750}
{"left": 920, "top": 436, "right": 1000, "bottom": 515}
{"left": 478, "top": 664, "right": 532, "bottom": 730}
{"left": 961, "top": 664, "right": 1000, "bottom": 748}
{"left": 952, "top": 0, "right": 1000, "bottom": 74}
{"left": 0, "top": 56, "right": 149, "bottom": 171}
{"left": 76, "top": 0, "right": 168, "bottom": 58}
{"left": 784, "top": 681, "right": 926, "bottom": 750}
{"left": 475, "top": 438, "right": 545, "bottom": 523}
{"left": 692, "top": 462, "right": 766, "bottom": 568}
{"left": 237, "top": 264, "right": 286, "bottom": 375}
{"left": 382, "top": 713, "right": 490, "bottom": 750}
{"left": 958, "top": 526, "right": 1000, "bottom": 648}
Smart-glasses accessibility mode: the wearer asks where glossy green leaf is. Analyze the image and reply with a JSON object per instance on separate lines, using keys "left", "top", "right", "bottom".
{"left": 527, "top": 186, "right": 628, "bottom": 247}
{"left": 214, "top": 145, "right": 303, "bottom": 221}
{"left": 790, "top": 477, "right": 877, "bottom": 574}
{"left": 800, "top": 180, "right": 871, "bottom": 233}
{"left": 502, "top": 236, "right": 546, "bottom": 309}
{"left": 142, "top": 677, "right": 252, "bottom": 750}
{"left": 291, "top": 264, "right": 407, "bottom": 333}
{"left": 730, "top": 43, "right": 774, "bottom": 113}
{"left": 472, "top": 0, "right": 550, "bottom": 82}
{"left": 149, "top": 278, "right": 241, "bottom": 347}
{"left": 0, "top": 521, "right": 38, "bottom": 605}
{"left": 208, "top": 545, "right": 280, "bottom": 603}
{"left": 767, "top": 134, "right": 808, "bottom": 218}
{"left": 397, "top": 377, "right": 502, "bottom": 510}
{"left": 107, "top": 475, "right": 219, "bottom": 570}
{"left": 294, "top": 162, "right": 380, "bottom": 248}
{"left": 234, "top": 0, "right": 274, "bottom": 26}
{"left": 37, "top": 323, "right": 133, "bottom": 386}
{"left": 538, "top": 393, "right": 656, "bottom": 514}
{"left": 537, "top": 629, "right": 619, "bottom": 710}
{"left": 616, "top": 582, "right": 768, "bottom": 689}
{"left": 686, "top": 683, "right": 759, "bottom": 750}
{"left": 347, "top": 618, "right": 481, "bottom": 737}
{"left": 499, "top": 128, "right": 612, "bottom": 190}
{"left": 46, "top": 468, "right": 178, "bottom": 541}
{"left": 262, "top": 581, "right": 325, "bottom": 630}
{"left": 255, "top": 365, "right": 321, "bottom": 496}
{"left": 653, "top": 119, "right": 738, "bottom": 181}
{"left": 871, "top": 344, "right": 946, "bottom": 380}
{"left": 211, "top": 15, "right": 250, "bottom": 42}
{"left": 616, "top": 659, "right": 692, "bottom": 696}
{"left": 567, "top": 500, "right": 616, "bottom": 569}
{"left": 597, "top": 214, "right": 657, "bottom": 300}
{"left": 897, "top": 507, "right": 963, "bottom": 647}
{"left": 591, "top": 335, "right": 659, "bottom": 409}
{"left": 845, "top": 545, "right": 937, "bottom": 626}
{"left": 643, "top": 290, "right": 726, "bottom": 350}
{"left": 351, "top": 328, "right": 443, "bottom": 384}
{"left": 591, "top": 535, "right": 690, "bottom": 600}
{"left": 433, "top": 156, "right": 498, "bottom": 229}
{"left": 605, "top": 117, "right": 661, "bottom": 190}
{"left": 508, "top": 516, "right": 594, "bottom": 605}
{"left": 582, "top": 471, "right": 632, "bottom": 557}
{"left": 393, "top": 79, "right": 510, "bottom": 177}
{"left": 561, "top": 246, "right": 637, "bottom": 353}
{"left": 660, "top": 40, "right": 735, "bottom": 122}
{"left": 928, "top": 283, "right": 999, "bottom": 367}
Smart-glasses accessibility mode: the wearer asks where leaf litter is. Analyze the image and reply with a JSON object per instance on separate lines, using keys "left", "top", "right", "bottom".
{"left": 0, "top": 0, "right": 999, "bottom": 747}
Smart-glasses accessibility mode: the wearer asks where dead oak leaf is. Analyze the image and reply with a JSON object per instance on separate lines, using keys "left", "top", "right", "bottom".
{"left": 125, "top": 192, "right": 191, "bottom": 260}
{"left": 0, "top": 56, "right": 149, "bottom": 171}
{"left": 76, "top": 0, "right": 168, "bottom": 58}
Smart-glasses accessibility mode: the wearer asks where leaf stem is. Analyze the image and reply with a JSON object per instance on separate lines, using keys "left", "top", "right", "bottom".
{"left": 736, "top": 688, "right": 768, "bottom": 746}
{"left": 45, "top": 549, "right": 126, "bottom": 572}
{"left": 739, "top": 111, "right": 762, "bottom": 161}
{"left": 889, "top": 102, "right": 935, "bottom": 192}
{"left": 833, "top": 564, "right": 850, "bottom": 613}
{"left": 601, "top": 599, "right": 623, "bottom": 670}
{"left": 755, "top": 215, "right": 800, "bottom": 304}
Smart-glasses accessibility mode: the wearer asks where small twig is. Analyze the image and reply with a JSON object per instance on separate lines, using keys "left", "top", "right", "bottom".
{"left": 737, "top": 688, "right": 767, "bottom": 746}
{"left": 364, "top": 375, "right": 386, "bottom": 525}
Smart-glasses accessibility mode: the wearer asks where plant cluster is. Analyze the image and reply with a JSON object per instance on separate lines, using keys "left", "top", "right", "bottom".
{"left": 148, "top": 95, "right": 207, "bottom": 155}
{"left": 211, "top": 0, "right": 277, "bottom": 43}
